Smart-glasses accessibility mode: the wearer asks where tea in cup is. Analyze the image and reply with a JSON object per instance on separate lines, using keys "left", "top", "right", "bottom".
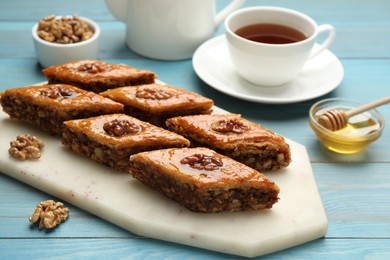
{"left": 225, "top": 6, "right": 336, "bottom": 87}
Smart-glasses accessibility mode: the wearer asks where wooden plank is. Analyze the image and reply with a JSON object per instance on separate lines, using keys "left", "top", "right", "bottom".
{"left": 1, "top": 21, "right": 390, "bottom": 59}
{"left": 0, "top": 174, "right": 134, "bottom": 238}
{"left": 0, "top": 22, "right": 135, "bottom": 60}
{"left": 313, "top": 163, "right": 390, "bottom": 237}
{"left": 1, "top": 238, "right": 389, "bottom": 259}
{"left": 1, "top": 0, "right": 389, "bottom": 23}
{"left": 0, "top": 0, "right": 112, "bottom": 21}
{"left": 1, "top": 2, "right": 390, "bottom": 59}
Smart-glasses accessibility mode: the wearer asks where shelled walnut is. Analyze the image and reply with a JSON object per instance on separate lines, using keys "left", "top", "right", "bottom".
{"left": 211, "top": 118, "right": 250, "bottom": 134}
{"left": 135, "top": 87, "right": 173, "bottom": 100}
{"left": 103, "top": 119, "right": 141, "bottom": 136}
{"left": 180, "top": 153, "right": 223, "bottom": 171}
{"left": 40, "top": 85, "right": 80, "bottom": 99}
{"left": 37, "top": 15, "right": 94, "bottom": 44}
{"left": 9, "top": 134, "right": 44, "bottom": 160}
{"left": 29, "top": 200, "right": 69, "bottom": 229}
{"left": 77, "top": 62, "right": 106, "bottom": 74}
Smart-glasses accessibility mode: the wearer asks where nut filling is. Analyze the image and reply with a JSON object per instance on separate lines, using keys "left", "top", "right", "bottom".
{"left": 166, "top": 115, "right": 292, "bottom": 172}
{"left": 189, "top": 137, "right": 290, "bottom": 171}
{"left": 180, "top": 153, "right": 223, "bottom": 171}
{"left": 62, "top": 117, "right": 190, "bottom": 172}
{"left": 211, "top": 119, "right": 250, "bottom": 134}
{"left": 42, "top": 60, "right": 157, "bottom": 93}
{"left": 9, "top": 134, "right": 44, "bottom": 160}
{"left": 29, "top": 200, "right": 69, "bottom": 229}
{"left": 103, "top": 119, "right": 141, "bottom": 136}
{"left": 0, "top": 92, "right": 123, "bottom": 135}
{"left": 129, "top": 150, "right": 280, "bottom": 213}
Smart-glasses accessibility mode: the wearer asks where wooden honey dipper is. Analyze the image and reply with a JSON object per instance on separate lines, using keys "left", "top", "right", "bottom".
{"left": 318, "top": 96, "right": 390, "bottom": 131}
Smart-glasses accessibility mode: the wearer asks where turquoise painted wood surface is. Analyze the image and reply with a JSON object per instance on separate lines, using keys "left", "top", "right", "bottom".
{"left": 1, "top": 0, "right": 389, "bottom": 259}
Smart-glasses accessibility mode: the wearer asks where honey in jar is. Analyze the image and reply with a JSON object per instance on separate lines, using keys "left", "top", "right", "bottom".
{"left": 312, "top": 110, "right": 383, "bottom": 154}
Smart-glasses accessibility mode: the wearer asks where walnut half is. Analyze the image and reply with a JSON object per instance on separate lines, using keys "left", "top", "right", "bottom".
{"left": 29, "top": 200, "right": 69, "bottom": 229}
{"left": 135, "top": 87, "right": 173, "bottom": 100}
{"left": 103, "top": 119, "right": 141, "bottom": 137}
{"left": 180, "top": 153, "right": 223, "bottom": 171}
{"left": 9, "top": 134, "right": 44, "bottom": 160}
{"left": 211, "top": 118, "right": 250, "bottom": 134}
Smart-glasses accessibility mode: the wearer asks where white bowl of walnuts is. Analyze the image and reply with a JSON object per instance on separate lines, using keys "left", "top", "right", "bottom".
{"left": 32, "top": 15, "right": 100, "bottom": 68}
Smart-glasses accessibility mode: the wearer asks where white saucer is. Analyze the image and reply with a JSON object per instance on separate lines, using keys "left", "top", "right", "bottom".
{"left": 192, "top": 35, "right": 344, "bottom": 104}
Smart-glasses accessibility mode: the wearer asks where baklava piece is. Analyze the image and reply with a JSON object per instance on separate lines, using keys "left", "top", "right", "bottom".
{"left": 129, "top": 147, "right": 280, "bottom": 213}
{"left": 42, "top": 60, "right": 156, "bottom": 92}
{"left": 0, "top": 84, "right": 124, "bottom": 134}
{"left": 100, "top": 83, "right": 214, "bottom": 127}
{"left": 61, "top": 114, "right": 190, "bottom": 172}
{"left": 166, "top": 114, "right": 291, "bottom": 171}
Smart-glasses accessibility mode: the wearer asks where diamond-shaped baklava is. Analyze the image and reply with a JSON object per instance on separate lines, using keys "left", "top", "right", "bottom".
{"left": 100, "top": 83, "right": 214, "bottom": 127}
{"left": 166, "top": 114, "right": 291, "bottom": 171}
{"left": 0, "top": 84, "right": 124, "bottom": 134}
{"left": 42, "top": 60, "right": 156, "bottom": 92}
{"left": 61, "top": 114, "right": 190, "bottom": 172}
{"left": 129, "top": 147, "right": 280, "bottom": 213}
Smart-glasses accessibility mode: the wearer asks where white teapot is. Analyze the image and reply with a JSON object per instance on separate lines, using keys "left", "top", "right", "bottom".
{"left": 105, "top": 0, "right": 245, "bottom": 60}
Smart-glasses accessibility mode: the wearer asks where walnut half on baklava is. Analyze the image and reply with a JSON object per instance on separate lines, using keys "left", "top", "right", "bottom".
{"left": 100, "top": 83, "right": 214, "bottom": 127}
{"left": 166, "top": 114, "right": 291, "bottom": 172}
{"left": 61, "top": 114, "right": 190, "bottom": 172}
{"left": 42, "top": 60, "right": 156, "bottom": 92}
{"left": 129, "top": 147, "right": 280, "bottom": 213}
{"left": 0, "top": 84, "right": 124, "bottom": 135}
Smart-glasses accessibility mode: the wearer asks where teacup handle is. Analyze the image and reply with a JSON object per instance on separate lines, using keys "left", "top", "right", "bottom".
{"left": 215, "top": 0, "right": 245, "bottom": 27}
{"left": 309, "top": 24, "right": 336, "bottom": 59}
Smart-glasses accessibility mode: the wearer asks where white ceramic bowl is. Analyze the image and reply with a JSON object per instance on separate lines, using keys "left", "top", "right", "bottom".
{"left": 32, "top": 16, "right": 100, "bottom": 68}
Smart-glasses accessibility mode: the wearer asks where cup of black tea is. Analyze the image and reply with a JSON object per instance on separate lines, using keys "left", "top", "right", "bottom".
{"left": 225, "top": 6, "right": 336, "bottom": 87}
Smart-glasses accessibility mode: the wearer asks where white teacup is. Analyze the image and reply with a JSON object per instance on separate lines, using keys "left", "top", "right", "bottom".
{"left": 105, "top": 0, "right": 245, "bottom": 60}
{"left": 225, "top": 6, "right": 336, "bottom": 87}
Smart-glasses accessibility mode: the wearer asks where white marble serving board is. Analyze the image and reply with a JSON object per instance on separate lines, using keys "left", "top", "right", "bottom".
{"left": 0, "top": 108, "right": 327, "bottom": 258}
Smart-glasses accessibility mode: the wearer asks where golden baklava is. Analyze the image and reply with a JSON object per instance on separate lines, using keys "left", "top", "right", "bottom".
{"left": 42, "top": 60, "right": 156, "bottom": 92}
{"left": 100, "top": 83, "right": 214, "bottom": 127}
{"left": 166, "top": 114, "right": 291, "bottom": 171}
{"left": 61, "top": 114, "right": 190, "bottom": 172}
{"left": 0, "top": 84, "right": 124, "bottom": 134}
{"left": 129, "top": 147, "right": 280, "bottom": 213}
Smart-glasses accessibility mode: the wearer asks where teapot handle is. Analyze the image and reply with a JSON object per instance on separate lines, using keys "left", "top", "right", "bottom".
{"left": 215, "top": 0, "right": 245, "bottom": 27}
{"left": 105, "top": 0, "right": 128, "bottom": 22}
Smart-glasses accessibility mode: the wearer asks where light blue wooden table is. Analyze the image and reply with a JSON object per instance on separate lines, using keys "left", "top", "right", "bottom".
{"left": 1, "top": 0, "right": 389, "bottom": 259}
